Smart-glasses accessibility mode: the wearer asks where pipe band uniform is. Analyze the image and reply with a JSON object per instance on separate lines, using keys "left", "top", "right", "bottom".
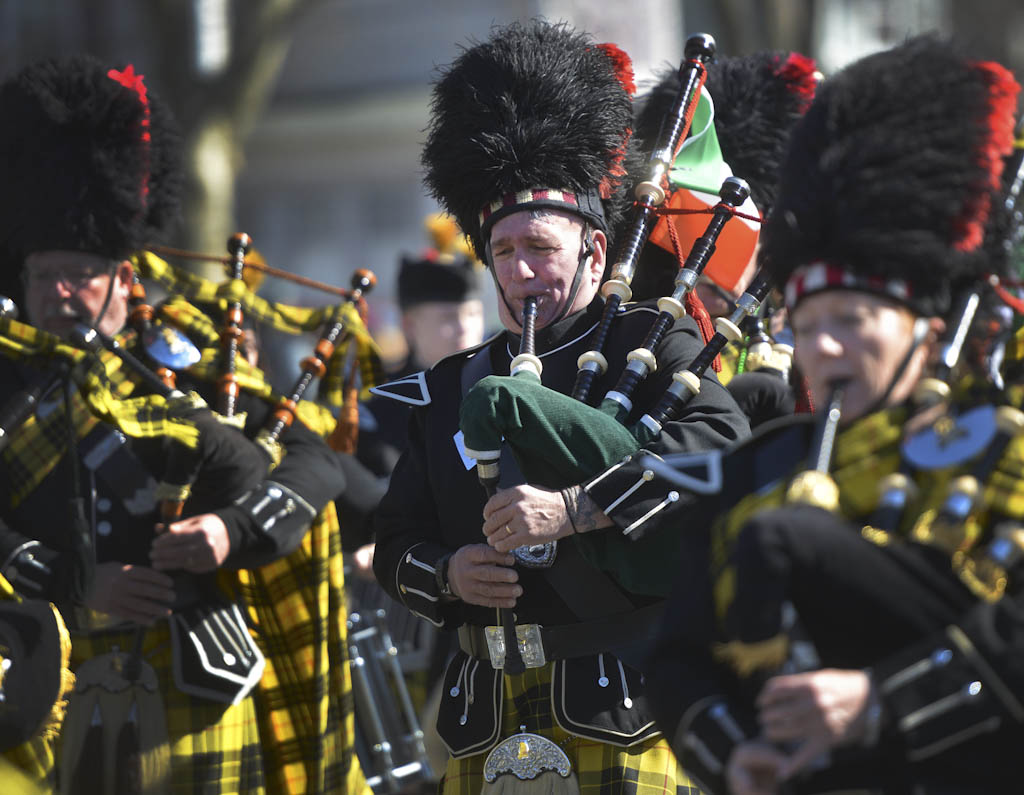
{"left": 0, "top": 54, "right": 372, "bottom": 794}
{"left": 639, "top": 35, "right": 1024, "bottom": 795}
{"left": 371, "top": 20, "right": 749, "bottom": 795}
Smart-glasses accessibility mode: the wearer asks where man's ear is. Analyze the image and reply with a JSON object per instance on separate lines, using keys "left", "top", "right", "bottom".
{"left": 114, "top": 259, "right": 134, "bottom": 295}
{"left": 589, "top": 229, "right": 607, "bottom": 283}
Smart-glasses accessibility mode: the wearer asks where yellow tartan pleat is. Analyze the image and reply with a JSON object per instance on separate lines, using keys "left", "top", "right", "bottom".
{"left": 231, "top": 502, "right": 371, "bottom": 795}
{"left": 442, "top": 664, "right": 699, "bottom": 795}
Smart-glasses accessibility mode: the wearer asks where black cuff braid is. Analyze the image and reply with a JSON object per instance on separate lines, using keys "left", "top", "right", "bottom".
{"left": 434, "top": 552, "right": 455, "bottom": 598}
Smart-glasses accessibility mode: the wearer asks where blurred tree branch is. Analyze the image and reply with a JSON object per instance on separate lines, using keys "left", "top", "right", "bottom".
{"left": 142, "top": 0, "right": 321, "bottom": 260}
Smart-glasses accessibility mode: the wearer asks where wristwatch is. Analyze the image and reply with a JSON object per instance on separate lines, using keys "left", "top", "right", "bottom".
{"left": 435, "top": 552, "right": 454, "bottom": 598}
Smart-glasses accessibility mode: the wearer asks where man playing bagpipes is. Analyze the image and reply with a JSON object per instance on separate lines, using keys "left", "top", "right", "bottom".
{"left": 370, "top": 20, "right": 750, "bottom": 795}
{"left": 0, "top": 54, "right": 372, "bottom": 793}
{"left": 639, "top": 35, "right": 1024, "bottom": 794}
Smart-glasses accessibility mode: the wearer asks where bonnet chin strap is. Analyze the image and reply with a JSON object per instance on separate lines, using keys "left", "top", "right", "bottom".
{"left": 486, "top": 221, "right": 596, "bottom": 331}
{"left": 81, "top": 258, "right": 121, "bottom": 333}
{"left": 864, "top": 315, "right": 931, "bottom": 416}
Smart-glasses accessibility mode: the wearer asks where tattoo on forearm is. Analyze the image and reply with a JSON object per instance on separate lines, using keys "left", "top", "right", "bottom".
{"left": 560, "top": 485, "right": 610, "bottom": 533}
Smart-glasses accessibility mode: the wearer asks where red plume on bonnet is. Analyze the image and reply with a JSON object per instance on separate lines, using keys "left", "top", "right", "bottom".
{"left": 108, "top": 64, "right": 152, "bottom": 208}
{"left": 953, "top": 59, "right": 1020, "bottom": 252}
{"left": 775, "top": 52, "right": 817, "bottom": 112}
{"left": 598, "top": 43, "right": 636, "bottom": 95}
{"left": 596, "top": 43, "right": 635, "bottom": 201}
{"left": 0, "top": 54, "right": 183, "bottom": 274}
{"left": 760, "top": 35, "right": 1022, "bottom": 318}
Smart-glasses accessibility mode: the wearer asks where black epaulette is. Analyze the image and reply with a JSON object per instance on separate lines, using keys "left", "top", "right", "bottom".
{"left": 368, "top": 331, "right": 503, "bottom": 407}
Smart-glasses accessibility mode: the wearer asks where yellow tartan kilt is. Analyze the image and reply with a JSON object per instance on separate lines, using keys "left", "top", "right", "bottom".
{"left": 62, "top": 622, "right": 265, "bottom": 794}
{"left": 442, "top": 664, "right": 701, "bottom": 795}
{"left": 231, "top": 503, "right": 371, "bottom": 795}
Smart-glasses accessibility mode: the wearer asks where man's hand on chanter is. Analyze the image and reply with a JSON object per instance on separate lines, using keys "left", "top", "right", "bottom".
{"left": 150, "top": 513, "right": 231, "bottom": 573}
{"left": 447, "top": 543, "right": 521, "bottom": 608}
{"left": 482, "top": 484, "right": 572, "bottom": 552}
{"left": 85, "top": 562, "right": 175, "bottom": 625}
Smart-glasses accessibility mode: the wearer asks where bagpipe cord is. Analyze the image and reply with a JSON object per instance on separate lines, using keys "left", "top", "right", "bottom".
{"left": 62, "top": 364, "right": 94, "bottom": 604}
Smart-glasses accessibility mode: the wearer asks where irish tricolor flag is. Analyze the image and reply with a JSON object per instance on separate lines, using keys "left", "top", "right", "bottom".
{"left": 648, "top": 87, "right": 761, "bottom": 294}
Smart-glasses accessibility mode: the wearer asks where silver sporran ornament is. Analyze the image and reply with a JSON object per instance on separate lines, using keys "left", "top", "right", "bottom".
{"left": 481, "top": 728, "right": 578, "bottom": 794}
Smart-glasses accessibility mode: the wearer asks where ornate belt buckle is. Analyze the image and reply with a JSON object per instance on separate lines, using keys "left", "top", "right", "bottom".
{"left": 483, "top": 624, "right": 546, "bottom": 669}
{"left": 483, "top": 728, "right": 572, "bottom": 784}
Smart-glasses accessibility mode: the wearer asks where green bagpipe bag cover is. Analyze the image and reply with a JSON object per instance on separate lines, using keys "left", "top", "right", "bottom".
{"left": 460, "top": 372, "right": 681, "bottom": 596}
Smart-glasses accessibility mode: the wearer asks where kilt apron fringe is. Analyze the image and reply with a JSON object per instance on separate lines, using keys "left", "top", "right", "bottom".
{"left": 62, "top": 623, "right": 265, "bottom": 795}
{"left": 59, "top": 647, "right": 171, "bottom": 795}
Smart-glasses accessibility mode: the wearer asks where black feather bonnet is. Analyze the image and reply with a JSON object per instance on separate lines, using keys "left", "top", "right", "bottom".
{"left": 0, "top": 54, "right": 183, "bottom": 300}
{"left": 627, "top": 50, "right": 818, "bottom": 301}
{"left": 762, "top": 35, "right": 1020, "bottom": 317}
{"left": 422, "top": 20, "right": 636, "bottom": 260}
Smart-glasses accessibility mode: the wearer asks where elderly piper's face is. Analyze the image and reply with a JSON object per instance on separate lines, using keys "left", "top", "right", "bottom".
{"left": 489, "top": 210, "right": 605, "bottom": 331}
{"left": 22, "top": 250, "right": 132, "bottom": 339}
{"left": 791, "top": 290, "right": 940, "bottom": 421}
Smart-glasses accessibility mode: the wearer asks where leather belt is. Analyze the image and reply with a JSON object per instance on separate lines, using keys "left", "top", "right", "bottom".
{"left": 457, "top": 602, "right": 664, "bottom": 664}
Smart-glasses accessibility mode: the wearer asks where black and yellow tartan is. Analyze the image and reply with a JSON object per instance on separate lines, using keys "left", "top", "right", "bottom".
{"left": 441, "top": 664, "right": 699, "bottom": 795}
{"left": 710, "top": 404, "right": 1024, "bottom": 624}
{"left": 64, "top": 622, "right": 265, "bottom": 794}
{"left": 0, "top": 317, "right": 203, "bottom": 506}
{"left": 229, "top": 501, "right": 370, "bottom": 795}
{"left": 0, "top": 298, "right": 376, "bottom": 793}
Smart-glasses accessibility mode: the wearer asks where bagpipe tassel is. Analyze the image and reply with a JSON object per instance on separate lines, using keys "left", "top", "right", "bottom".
{"left": 63, "top": 702, "right": 104, "bottom": 795}
{"left": 113, "top": 700, "right": 142, "bottom": 795}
